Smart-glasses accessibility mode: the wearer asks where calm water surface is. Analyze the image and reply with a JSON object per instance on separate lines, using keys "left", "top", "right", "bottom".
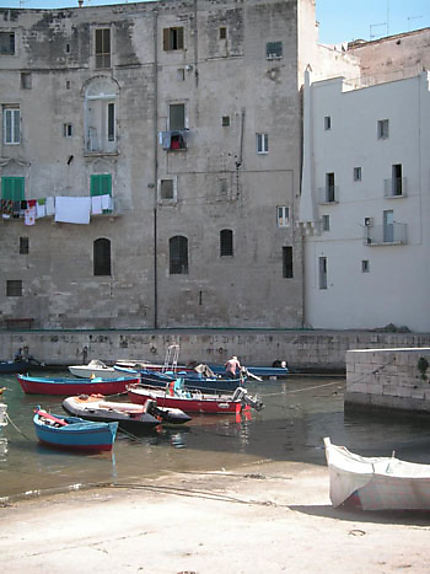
{"left": 1, "top": 370, "right": 430, "bottom": 501}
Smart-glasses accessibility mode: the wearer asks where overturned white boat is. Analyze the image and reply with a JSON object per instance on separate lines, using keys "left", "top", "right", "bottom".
{"left": 323, "top": 437, "right": 430, "bottom": 511}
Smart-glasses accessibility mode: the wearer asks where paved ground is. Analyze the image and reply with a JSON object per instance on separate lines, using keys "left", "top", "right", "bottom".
{"left": 1, "top": 460, "right": 429, "bottom": 573}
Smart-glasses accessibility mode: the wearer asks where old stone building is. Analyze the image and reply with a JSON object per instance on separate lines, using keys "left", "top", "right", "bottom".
{"left": 0, "top": 0, "right": 359, "bottom": 330}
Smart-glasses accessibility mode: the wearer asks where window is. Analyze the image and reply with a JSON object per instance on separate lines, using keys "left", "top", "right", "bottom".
{"left": 19, "top": 237, "right": 29, "bottom": 255}
{"left": 93, "top": 238, "right": 111, "bottom": 276}
{"left": 176, "top": 68, "right": 185, "bottom": 81}
{"left": 85, "top": 77, "right": 117, "bottom": 153}
{"left": 353, "top": 167, "right": 362, "bottom": 182}
{"left": 0, "top": 31, "right": 15, "bottom": 55}
{"left": 220, "top": 229, "right": 233, "bottom": 257}
{"left": 159, "top": 178, "right": 176, "bottom": 201}
{"left": 169, "top": 236, "right": 188, "bottom": 274}
{"left": 169, "top": 103, "right": 185, "bottom": 130}
{"left": 21, "top": 72, "right": 32, "bottom": 89}
{"left": 219, "top": 27, "right": 227, "bottom": 40}
{"left": 65, "top": 43, "right": 71, "bottom": 54}
{"left": 392, "top": 164, "right": 403, "bottom": 196}
{"left": 377, "top": 119, "right": 389, "bottom": 140}
{"left": 383, "top": 210, "right": 394, "bottom": 243}
{"left": 219, "top": 178, "right": 228, "bottom": 197}
{"left": 1, "top": 176, "right": 25, "bottom": 201}
{"left": 91, "top": 174, "right": 112, "bottom": 197}
{"left": 257, "top": 133, "right": 269, "bottom": 154}
{"left": 6, "top": 280, "right": 22, "bottom": 297}
{"left": 321, "top": 214, "right": 330, "bottom": 231}
{"left": 3, "top": 106, "right": 20, "bottom": 144}
{"left": 163, "top": 27, "right": 184, "bottom": 51}
{"left": 361, "top": 260, "right": 370, "bottom": 273}
{"left": 319, "top": 257, "right": 327, "bottom": 290}
{"left": 325, "top": 172, "right": 336, "bottom": 202}
{"left": 277, "top": 206, "right": 290, "bottom": 227}
{"left": 266, "top": 41, "right": 282, "bottom": 59}
{"left": 90, "top": 174, "right": 112, "bottom": 213}
{"left": 282, "top": 246, "right": 293, "bottom": 278}
{"left": 222, "top": 115, "right": 230, "bottom": 127}
{"left": 95, "top": 28, "right": 111, "bottom": 68}
{"left": 324, "top": 116, "right": 331, "bottom": 130}
{"left": 63, "top": 123, "right": 73, "bottom": 138}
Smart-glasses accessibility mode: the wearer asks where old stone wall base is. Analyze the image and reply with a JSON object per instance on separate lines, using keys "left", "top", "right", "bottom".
{"left": 346, "top": 347, "right": 430, "bottom": 414}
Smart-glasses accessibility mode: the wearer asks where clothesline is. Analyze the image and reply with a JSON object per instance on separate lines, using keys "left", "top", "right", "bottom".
{"left": 0, "top": 194, "right": 113, "bottom": 225}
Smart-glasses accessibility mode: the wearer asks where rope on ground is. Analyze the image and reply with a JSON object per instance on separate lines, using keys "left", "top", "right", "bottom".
{"left": 5, "top": 412, "right": 33, "bottom": 441}
{"left": 109, "top": 481, "right": 289, "bottom": 508}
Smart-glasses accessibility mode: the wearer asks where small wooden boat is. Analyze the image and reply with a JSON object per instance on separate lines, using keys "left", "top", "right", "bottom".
{"left": 115, "top": 366, "right": 246, "bottom": 394}
{"left": 128, "top": 385, "right": 264, "bottom": 415}
{"left": 62, "top": 395, "right": 192, "bottom": 428}
{"left": 17, "top": 373, "right": 140, "bottom": 396}
{"left": 68, "top": 359, "right": 119, "bottom": 380}
{"left": 208, "top": 362, "right": 289, "bottom": 379}
{"left": 324, "top": 437, "right": 430, "bottom": 511}
{"left": 33, "top": 407, "right": 118, "bottom": 452}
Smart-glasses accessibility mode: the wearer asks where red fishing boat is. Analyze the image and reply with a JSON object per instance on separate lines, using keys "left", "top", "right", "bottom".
{"left": 17, "top": 373, "right": 140, "bottom": 396}
{"left": 128, "top": 384, "right": 263, "bottom": 415}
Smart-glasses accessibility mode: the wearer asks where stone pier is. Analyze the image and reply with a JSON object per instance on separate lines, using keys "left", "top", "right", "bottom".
{"left": 345, "top": 347, "right": 430, "bottom": 413}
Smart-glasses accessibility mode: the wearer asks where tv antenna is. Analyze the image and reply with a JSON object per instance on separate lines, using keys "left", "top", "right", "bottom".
{"left": 407, "top": 16, "right": 423, "bottom": 31}
{"left": 369, "top": 22, "right": 388, "bottom": 39}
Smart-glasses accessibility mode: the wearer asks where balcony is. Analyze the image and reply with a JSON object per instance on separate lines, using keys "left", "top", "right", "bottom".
{"left": 384, "top": 177, "right": 407, "bottom": 198}
{"left": 318, "top": 185, "right": 339, "bottom": 204}
{"left": 364, "top": 223, "right": 407, "bottom": 246}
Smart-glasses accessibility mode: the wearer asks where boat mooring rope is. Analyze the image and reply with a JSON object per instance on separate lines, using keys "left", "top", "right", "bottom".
{"left": 5, "top": 412, "right": 33, "bottom": 441}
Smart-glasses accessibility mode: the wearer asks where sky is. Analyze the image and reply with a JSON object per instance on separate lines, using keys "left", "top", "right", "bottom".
{"left": 0, "top": 0, "right": 429, "bottom": 44}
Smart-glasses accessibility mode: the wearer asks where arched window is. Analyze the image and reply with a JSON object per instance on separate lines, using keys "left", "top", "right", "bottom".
{"left": 169, "top": 236, "right": 188, "bottom": 274}
{"left": 220, "top": 229, "right": 233, "bottom": 257}
{"left": 84, "top": 77, "right": 118, "bottom": 153}
{"left": 94, "top": 238, "right": 111, "bottom": 276}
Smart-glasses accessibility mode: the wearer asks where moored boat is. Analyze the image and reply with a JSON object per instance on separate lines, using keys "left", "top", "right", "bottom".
{"left": 68, "top": 359, "right": 118, "bottom": 380}
{"left": 324, "top": 437, "right": 430, "bottom": 511}
{"left": 128, "top": 385, "right": 264, "bottom": 415}
{"left": 115, "top": 365, "right": 246, "bottom": 394}
{"left": 33, "top": 407, "right": 118, "bottom": 452}
{"left": 62, "top": 394, "right": 192, "bottom": 428}
{"left": 17, "top": 373, "right": 140, "bottom": 396}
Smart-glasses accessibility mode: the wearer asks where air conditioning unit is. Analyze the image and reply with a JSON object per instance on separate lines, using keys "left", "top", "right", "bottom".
{"left": 364, "top": 217, "right": 374, "bottom": 227}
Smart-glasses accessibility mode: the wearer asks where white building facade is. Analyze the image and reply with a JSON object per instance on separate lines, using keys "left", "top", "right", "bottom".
{"left": 300, "top": 70, "right": 430, "bottom": 332}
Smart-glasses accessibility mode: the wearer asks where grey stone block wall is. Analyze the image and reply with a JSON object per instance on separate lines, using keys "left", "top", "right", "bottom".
{"left": 346, "top": 347, "right": 430, "bottom": 413}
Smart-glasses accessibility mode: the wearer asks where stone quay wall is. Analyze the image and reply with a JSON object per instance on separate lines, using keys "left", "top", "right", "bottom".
{"left": 2, "top": 328, "right": 430, "bottom": 373}
{"left": 345, "top": 347, "right": 430, "bottom": 413}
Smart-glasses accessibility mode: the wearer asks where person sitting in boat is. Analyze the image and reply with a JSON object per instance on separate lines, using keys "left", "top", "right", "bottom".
{"left": 224, "top": 356, "right": 242, "bottom": 379}
{"left": 14, "top": 348, "right": 23, "bottom": 361}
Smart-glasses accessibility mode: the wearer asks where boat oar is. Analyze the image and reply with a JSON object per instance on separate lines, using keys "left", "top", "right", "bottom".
{"left": 243, "top": 367, "right": 263, "bottom": 382}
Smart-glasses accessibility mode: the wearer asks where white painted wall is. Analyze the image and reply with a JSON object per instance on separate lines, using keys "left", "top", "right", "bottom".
{"left": 300, "top": 72, "right": 430, "bottom": 332}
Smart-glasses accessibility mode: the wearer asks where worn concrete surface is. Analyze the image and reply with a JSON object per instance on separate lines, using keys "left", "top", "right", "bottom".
{"left": 1, "top": 460, "right": 429, "bottom": 573}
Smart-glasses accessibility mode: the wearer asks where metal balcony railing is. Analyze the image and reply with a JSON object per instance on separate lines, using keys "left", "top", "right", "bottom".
{"left": 364, "top": 223, "right": 407, "bottom": 246}
{"left": 384, "top": 177, "right": 407, "bottom": 198}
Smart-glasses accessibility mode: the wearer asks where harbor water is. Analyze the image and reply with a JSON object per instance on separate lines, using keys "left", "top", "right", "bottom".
{"left": 1, "top": 370, "right": 430, "bottom": 502}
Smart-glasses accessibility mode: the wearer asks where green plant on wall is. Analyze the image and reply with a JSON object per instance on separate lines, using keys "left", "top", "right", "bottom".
{"left": 417, "top": 357, "right": 429, "bottom": 382}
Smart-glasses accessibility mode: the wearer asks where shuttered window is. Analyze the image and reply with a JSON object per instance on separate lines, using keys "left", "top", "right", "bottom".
{"left": 1, "top": 176, "right": 25, "bottom": 201}
{"left": 90, "top": 174, "right": 112, "bottom": 196}
{"left": 95, "top": 28, "right": 111, "bottom": 68}
{"left": 163, "top": 27, "right": 184, "bottom": 51}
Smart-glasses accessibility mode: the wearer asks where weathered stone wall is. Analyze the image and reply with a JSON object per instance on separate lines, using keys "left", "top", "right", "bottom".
{"left": 345, "top": 347, "right": 430, "bottom": 413}
{"left": 2, "top": 328, "right": 430, "bottom": 372}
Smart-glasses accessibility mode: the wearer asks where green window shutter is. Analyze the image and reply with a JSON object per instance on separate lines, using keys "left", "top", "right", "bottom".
{"left": 90, "top": 174, "right": 112, "bottom": 196}
{"left": 1, "top": 176, "right": 25, "bottom": 200}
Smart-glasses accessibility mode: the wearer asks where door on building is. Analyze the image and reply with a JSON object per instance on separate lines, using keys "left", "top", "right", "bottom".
{"left": 383, "top": 210, "right": 394, "bottom": 243}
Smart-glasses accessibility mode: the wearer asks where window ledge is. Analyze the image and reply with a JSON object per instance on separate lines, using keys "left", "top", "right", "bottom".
{"left": 84, "top": 151, "right": 119, "bottom": 158}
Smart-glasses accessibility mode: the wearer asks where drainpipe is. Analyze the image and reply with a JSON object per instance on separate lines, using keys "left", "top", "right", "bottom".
{"left": 153, "top": 10, "right": 159, "bottom": 329}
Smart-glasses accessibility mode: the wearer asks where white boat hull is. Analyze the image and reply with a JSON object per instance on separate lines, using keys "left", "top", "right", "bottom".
{"left": 324, "top": 437, "right": 430, "bottom": 511}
